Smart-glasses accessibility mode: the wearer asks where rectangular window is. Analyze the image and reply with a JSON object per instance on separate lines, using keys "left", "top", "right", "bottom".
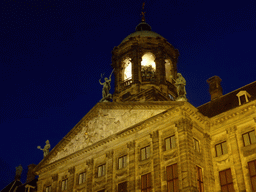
{"left": 219, "top": 169, "right": 235, "bottom": 192}
{"left": 167, "top": 164, "right": 179, "bottom": 192}
{"left": 215, "top": 141, "right": 228, "bottom": 157}
{"left": 98, "top": 164, "right": 106, "bottom": 177}
{"left": 118, "top": 181, "right": 127, "bottom": 192}
{"left": 61, "top": 179, "right": 67, "bottom": 191}
{"left": 141, "top": 173, "right": 151, "bottom": 192}
{"left": 248, "top": 160, "right": 256, "bottom": 191}
{"left": 196, "top": 166, "right": 204, "bottom": 192}
{"left": 141, "top": 146, "right": 150, "bottom": 160}
{"left": 194, "top": 138, "right": 200, "bottom": 152}
{"left": 165, "top": 136, "right": 176, "bottom": 150}
{"left": 46, "top": 186, "right": 51, "bottom": 192}
{"left": 78, "top": 172, "right": 86, "bottom": 184}
{"left": 118, "top": 155, "right": 127, "bottom": 169}
{"left": 243, "top": 130, "right": 256, "bottom": 146}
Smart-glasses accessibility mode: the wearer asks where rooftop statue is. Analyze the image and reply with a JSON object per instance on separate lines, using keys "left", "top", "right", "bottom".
{"left": 99, "top": 69, "right": 114, "bottom": 102}
{"left": 37, "top": 140, "right": 51, "bottom": 157}
{"left": 15, "top": 164, "right": 23, "bottom": 177}
{"left": 175, "top": 73, "right": 187, "bottom": 101}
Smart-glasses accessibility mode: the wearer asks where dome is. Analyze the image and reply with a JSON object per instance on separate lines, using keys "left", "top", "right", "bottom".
{"left": 121, "top": 21, "right": 164, "bottom": 44}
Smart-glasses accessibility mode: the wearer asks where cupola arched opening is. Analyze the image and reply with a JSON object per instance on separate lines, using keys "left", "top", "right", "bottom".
{"left": 165, "top": 59, "right": 174, "bottom": 83}
{"left": 141, "top": 52, "right": 156, "bottom": 82}
{"left": 122, "top": 57, "right": 132, "bottom": 87}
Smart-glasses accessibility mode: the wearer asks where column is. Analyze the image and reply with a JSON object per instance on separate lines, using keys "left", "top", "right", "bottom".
{"left": 127, "top": 141, "right": 136, "bottom": 191}
{"left": 86, "top": 158, "right": 94, "bottom": 192}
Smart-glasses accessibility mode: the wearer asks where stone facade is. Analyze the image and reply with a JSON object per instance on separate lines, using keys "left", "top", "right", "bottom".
{"left": 34, "top": 20, "right": 256, "bottom": 192}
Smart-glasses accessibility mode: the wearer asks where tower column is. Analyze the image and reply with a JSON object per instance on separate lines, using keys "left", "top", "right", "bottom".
{"left": 155, "top": 44, "right": 165, "bottom": 84}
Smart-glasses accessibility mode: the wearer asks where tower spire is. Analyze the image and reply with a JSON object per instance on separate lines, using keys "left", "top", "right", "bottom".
{"left": 141, "top": 2, "right": 146, "bottom": 22}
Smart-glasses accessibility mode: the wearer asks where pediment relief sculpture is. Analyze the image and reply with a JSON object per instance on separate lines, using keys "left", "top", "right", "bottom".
{"left": 49, "top": 108, "right": 165, "bottom": 163}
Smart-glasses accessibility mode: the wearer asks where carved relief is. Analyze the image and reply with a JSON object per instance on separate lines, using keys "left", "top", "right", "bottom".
{"left": 106, "top": 150, "right": 114, "bottom": 159}
{"left": 68, "top": 166, "right": 75, "bottom": 174}
{"left": 175, "top": 118, "right": 192, "bottom": 132}
{"left": 86, "top": 158, "right": 94, "bottom": 169}
{"left": 163, "top": 151, "right": 177, "bottom": 161}
{"left": 49, "top": 109, "right": 164, "bottom": 163}
{"left": 127, "top": 141, "right": 135, "bottom": 149}
{"left": 52, "top": 174, "right": 58, "bottom": 181}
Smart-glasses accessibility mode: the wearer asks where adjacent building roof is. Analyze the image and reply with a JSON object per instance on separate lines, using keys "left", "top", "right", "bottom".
{"left": 198, "top": 81, "right": 256, "bottom": 117}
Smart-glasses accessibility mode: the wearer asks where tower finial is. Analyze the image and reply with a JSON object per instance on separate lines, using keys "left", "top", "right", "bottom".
{"left": 141, "top": 2, "right": 146, "bottom": 22}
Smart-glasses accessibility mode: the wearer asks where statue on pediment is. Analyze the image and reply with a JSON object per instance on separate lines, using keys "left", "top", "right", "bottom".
{"left": 99, "top": 69, "right": 114, "bottom": 102}
{"left": 175, "top": 73, "right": 187, "bottom": 101}
{"left": 37, "top": 140, "right": 51, "bottom": 157}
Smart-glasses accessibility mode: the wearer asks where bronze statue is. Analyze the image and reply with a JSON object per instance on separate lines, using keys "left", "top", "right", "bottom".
{"left": 15, "top": 164, "right": 23, "bottom": 176}
{"left": 37, "top": 140, "right": 51, "bottom": 157}
{"left": 99, "top": 69, "right": 114, "bottom": 102}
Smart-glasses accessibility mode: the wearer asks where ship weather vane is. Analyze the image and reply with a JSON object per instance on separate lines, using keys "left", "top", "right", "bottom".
{"left": 141, "top": 2, "right": 146, "bottom": 22}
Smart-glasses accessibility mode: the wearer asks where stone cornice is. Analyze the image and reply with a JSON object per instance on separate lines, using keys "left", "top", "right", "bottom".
{"left": 209, "top": 101, "right": 256, "bottom": 127}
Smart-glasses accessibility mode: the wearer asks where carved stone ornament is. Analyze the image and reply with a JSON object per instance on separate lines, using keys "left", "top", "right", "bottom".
{"left": 127, "top": 141, "right": 135, "bottom": 149}
{"left": 106, "top": 150, "right": 114, "bottom": 159}
{"left": 68, "top": 166, "right": 75, "bottom": 174}
{"left": 52, "top": 174, "right": 58, "bottom": 181}
{"left": 203, "top": 133, "right": 211, "bottom": 140}
{"left": 175, "top": 118, "right": 193, "bottom": 132}
{"left": 86, "top": 158, "right": 94, "bottom": 168}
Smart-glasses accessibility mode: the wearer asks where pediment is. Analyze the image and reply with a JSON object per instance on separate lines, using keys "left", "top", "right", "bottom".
{"left": 38, "top": 101, "right": 183, "bottom": 167}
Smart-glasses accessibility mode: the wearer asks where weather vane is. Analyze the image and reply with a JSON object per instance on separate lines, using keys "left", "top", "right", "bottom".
{"left": 141, "top": 2, "right": 146, "bottom": 22}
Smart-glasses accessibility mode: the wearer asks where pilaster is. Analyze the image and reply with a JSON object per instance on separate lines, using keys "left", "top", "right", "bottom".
{"left": 67, "top": 167, "right": 75, "bottom": 192}
{"left": 106, "top": 150, "right": 114, "bottom": 191}
{"left": 51, "top": 174, "right": 58, "bottom": 192}
{"left": 151, "top": 130, "right": 162, "bottom": 192}
{"left": 127, "top": 141, "right": 136, "bottom": 191}
{"left": 86, "top": 158, "right": 94, "bottom": 192}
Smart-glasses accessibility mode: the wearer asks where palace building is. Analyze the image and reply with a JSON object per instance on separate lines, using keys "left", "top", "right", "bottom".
{"left": 33, "top": 15, "right": 256, "bottom": 192}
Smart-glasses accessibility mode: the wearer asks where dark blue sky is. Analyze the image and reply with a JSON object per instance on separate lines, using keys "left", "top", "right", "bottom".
{"left": 1, "top": 0, "right": 256, "bottom": 188}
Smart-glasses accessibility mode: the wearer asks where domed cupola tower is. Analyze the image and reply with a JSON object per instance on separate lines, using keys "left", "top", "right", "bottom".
{"left": 111, "top": 15, "right": 179, "bottom": 102}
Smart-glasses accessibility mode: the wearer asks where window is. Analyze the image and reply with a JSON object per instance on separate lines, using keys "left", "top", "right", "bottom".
{"left": 219, "top": 169, "right": 235, "bottom": 192}
{"left": 61, "top": 179, "right": 67, "bottom": 191}
{"left": 98, "top": 164, "right": 106, "bottom": 177}
{"left": 141, "top": 146, "right": 150, "bottom": 160}
{"left": 78, "top": 172, "right": 86, "bottom": 184}
{"left": 248, "top": 160, "right": 256, "bottom": 191}
{"left": 196, "top": 166, "right": 203, "bottom": 192}
{"left": 118, "top": 181, "right": 127, "bottom": 192}
{"left": 46, "top": 186, "right": 51, "bottom": 192}
{"left": 194, "top": 138, "right": 200, "bottom": 152}
{"left": 141, "top": 173, "right": 151, "bottom": 192}
{"left": 243, "top": 130, "right": 256, "bottom": 146}
{"left": 118, "top": 155, "right": 127, "bottom": 169}
{"left": 165, "top": 136, "right": 176, "bottom": 150}
{"left": 166, "top": 164, "right": 179, "bottom": 192}
{"left": 215, "top": 141, "right": 228, "bottom": 157}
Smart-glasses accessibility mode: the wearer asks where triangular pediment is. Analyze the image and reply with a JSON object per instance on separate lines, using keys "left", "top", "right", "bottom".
{"left": 35, "top": 101, "right": 188, "bottom": 171}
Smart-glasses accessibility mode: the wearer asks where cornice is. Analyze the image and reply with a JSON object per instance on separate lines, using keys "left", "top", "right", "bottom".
{"left": 209, "top": 101, "right": 256, "bottom": 127}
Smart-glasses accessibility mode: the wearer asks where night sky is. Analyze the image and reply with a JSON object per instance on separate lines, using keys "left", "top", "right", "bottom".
{"left": 1, "top": 0, "right": 256, "bottom": 188}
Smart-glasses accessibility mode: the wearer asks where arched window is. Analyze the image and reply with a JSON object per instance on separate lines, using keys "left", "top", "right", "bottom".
{"left": 141, "top": 52, "right": 156, "bottom": 82}
{"left": 123, "top": 57, "right": 132, "bottom": 81}
{"left": 165, "top": 59, "right": 173, "bottom": 82}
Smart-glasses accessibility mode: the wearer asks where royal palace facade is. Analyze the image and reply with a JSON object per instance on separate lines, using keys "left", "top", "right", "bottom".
{"left": 33, "top": 18, "right": 256, "bottom": 192}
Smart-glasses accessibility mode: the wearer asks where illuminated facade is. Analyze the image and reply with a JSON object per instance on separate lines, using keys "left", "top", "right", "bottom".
{"left": 34, "top": 19, "right": 256, "bottom": 192}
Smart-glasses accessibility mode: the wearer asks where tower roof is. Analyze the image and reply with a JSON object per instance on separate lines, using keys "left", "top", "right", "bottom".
{"left": 121, "top": 21, "right": 164, "bottom": 44}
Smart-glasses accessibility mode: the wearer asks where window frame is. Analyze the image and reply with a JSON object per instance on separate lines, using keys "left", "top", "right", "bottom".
{"left": 219, "top": 168, "right": 235, "bottom": 192}
{"left": 61, "top": 179, "right": 68, "bottom": 191}
{"left": 97, "top": 164, "right": 106, "bottom": 178}
{"left": 141, "top": 173, "right": 151, "bottom": 192}
{"left": 196, "top": 166, "right": 204, "bottom": 192}
{"left": 215, "top": 141, "right": 228, "bottom": 157}
{"left": 248, "top": 160, "right": 256, "bottom": 191}
{"left": 242, "top": 130, "right": 256, "bottom": 146}
{"left": 140, "top": 146, "right": 150, "bottom": 161}
{"left": 166, "top": 164, "right": 179, "bottom": 192}
{"left": 45, "top": 186, "right": 51, "bottom": 192}
{"left": 118, "top": 181, "right": 127, "bottom": 192}
{"left": 193, "top": 138, "right": 200, "bottom": 152}
{"left": 78, "top": 172, "right": 86, "bottom": 185}
{"left": 165, "top": 135, "right": 176, "bottom": 151}
{"left": 118, "top": 155, "right": 127, "bottom": 170}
